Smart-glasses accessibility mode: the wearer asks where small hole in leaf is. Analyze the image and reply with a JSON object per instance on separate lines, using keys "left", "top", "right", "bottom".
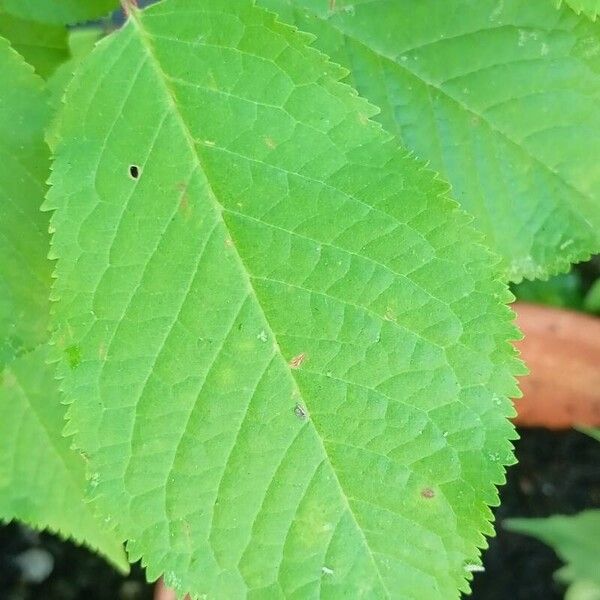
{"left": 129, "top": 165, "right": 140, "bottom": 180}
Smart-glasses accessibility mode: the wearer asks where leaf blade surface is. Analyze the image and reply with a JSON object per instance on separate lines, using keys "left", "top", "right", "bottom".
{"left": 506, "top": 511, "right": 600, "bottom": 591}
{"left": 47, "top": 1, "right": 522, "bottom": 597}
{"left": 0, "top": 35, "right": 53, "bottom": 365}
{"left": 0, "top": 35, "right": 127, "bottom": 571}
{"left": 0, "top": 347, "right": 128, "bottom": 571}
{"left": 0, "top": 0, "right": 118, "bottom": 25}
{"left": 259, "top": 0, "right": 600, "bottom": 281}
{"left": 558, "top": 0, "right": 600, "bottom": 20}
{"left": 0, "top": 10, "right": 69, "bottom": 78}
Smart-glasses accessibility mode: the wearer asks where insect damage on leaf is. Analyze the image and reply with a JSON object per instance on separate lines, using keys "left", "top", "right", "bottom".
{"left": 294, "top": 403, "right": 308, "bottom": 420}
{"left": 421, "top": 487, "right": 436, "bottom": 500}
{"left": 289, "top": 353, "right": 306, "bottom": 369}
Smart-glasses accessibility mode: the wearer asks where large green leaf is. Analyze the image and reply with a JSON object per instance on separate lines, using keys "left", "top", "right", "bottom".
{"left": 46, "top": 27, "right": 105, "bottom": 152}
{"left": 0, "top": 0, "right": 118, "bottom": 25}
{"left": 0, "top": 347, "right": 128, "bottom": 571}
{"left": 47, "top": 1, "right": 522, "bottom": 597}
{"left": 0, "top": 35, "right": 53, "bottom": 365}
{"left": 506, "top": 511, "right": 600, "bottom": 597}
{"left": 557, "top": 0, "right": 600, "bottom": 21}
{"left": 259, "top": 0, "right": 600, "bottom": 281}
{"left": 0, "top": 10, "right": 69, "bottom": 78}
{"left": 0, "top": 35, "right": 127, "bottom": 571}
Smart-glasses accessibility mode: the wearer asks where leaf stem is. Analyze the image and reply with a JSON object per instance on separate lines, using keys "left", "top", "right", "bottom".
{"left": 120, "top": 0, "right": 138, "bottom": 17}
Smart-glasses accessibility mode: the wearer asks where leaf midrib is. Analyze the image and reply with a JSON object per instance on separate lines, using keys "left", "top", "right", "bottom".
{"left": 127, "top": 8, "right": 392, "bottom": 596}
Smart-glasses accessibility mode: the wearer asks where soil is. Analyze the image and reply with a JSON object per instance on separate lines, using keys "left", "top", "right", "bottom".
{"left": 471, "top": 428, "right": 600, "bottom": 599}
{"left": 0, "top": 429, "right": 598, "bottom": 599}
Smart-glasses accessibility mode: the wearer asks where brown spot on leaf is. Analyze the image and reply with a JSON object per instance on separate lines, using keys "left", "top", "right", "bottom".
{"left": 421, "top": 487, "right": 435, "bottom": 499}
{"left": 129, "top": 165, "right": 140, "bottom": 179}
{"left": 177, "top": 182, "right": 191, "bottom": 219}
{"left": 179, "top": 195, "right": 190, "bottom": 217}
{"left": 289, "top": 353, "right": 306, "bottom": 369}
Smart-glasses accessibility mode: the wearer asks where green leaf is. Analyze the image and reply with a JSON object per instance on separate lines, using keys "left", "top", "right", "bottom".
{"left": 67, "top": 27, "right": 106, "bottom": 58}
{"left": 0, "top": 10, "right": 69, "bottom": 78}
{"left": 557, "top": 0, "right": 600, "bottom": 21}
{"left": 46, "top": 28, "right": 105, "bottom": 151}
{"left": 258, "top": 0, "right": 600, "bottom": 282}
{"left": 584, "top": 278, "right": 600, "bottom": 313}
{"left": 0, "top": 35, "right": 53, "bottom": 365}
{"left": 0, "top": 35, "right": 127, "bottom": 571}
{"left": 511, "top": 271, "right": 583, "bottom": 310}
{"left": 565, "top": 580, "right": 600, "bottom": 600}
{"left": 506, "top": 511, "right": 600, "bottom": 594}
{"left": 576, "top": 425, "right": 600, "bottom": 442}
{"left": 46, "top": 1, "right": 522, "bottom": 597}
{"left": 0, "top": 347, "right": 128, "bottom": 572}
{"left": 0, "top": 0, "right": 118, "bottom": 25}
{"left": 47, "top": 28, "right": 105, "bottom": 104}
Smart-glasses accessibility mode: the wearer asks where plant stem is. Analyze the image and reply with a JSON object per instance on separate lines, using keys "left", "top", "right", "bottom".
{"left": 120, "top": 0, "right": 138, "bottom": 17}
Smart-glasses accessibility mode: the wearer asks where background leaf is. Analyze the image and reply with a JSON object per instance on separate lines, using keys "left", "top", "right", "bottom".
{"left": 0, "top": 35, "right": 127, "bottom": 572}
{"left": 46, "top": 27, "right": 105, "bottom": 152}
{"left": 512, "top": 271, "right": 584, "bottom": 310}
{"left": 0, "top": 35, "right": 53, "bottom": 365}
{"left": 557, "top": 0, "right": 600, "bottom": 21}
{"left": 0, "top": 0, "right": 118, "bottom": 25}
{"left": 259, "top": 0, "right": 600, "bottom": 281}
{"left": 47, "top": 28, "right": 105, "bottom": 105}
{"left": 584, "top": 278, "right": 600, "bottom": 313}
{"left": 0, "top": 10, "right": 68, "bottom": 78}
{"left": 576, "top": 426, "right": 600, "bottom": 442}
{"left": 506, "top": 511, "right": 600, "bottom": 596}
{"left": 0, "top": 347, "right": 128, "bottom": 572}
{"left": 47, "top": 1, "right": 522, "bottom": 597}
